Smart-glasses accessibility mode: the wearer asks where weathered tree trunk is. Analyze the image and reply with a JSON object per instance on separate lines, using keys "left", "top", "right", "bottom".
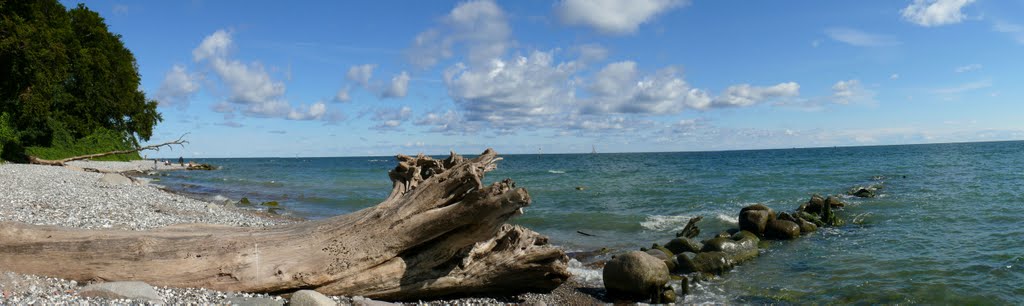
{"left": 28, "top": 134, "right": 189, "bottom": 166}
{"left": 0, "top": 149, "right": 570, "bottom": 300}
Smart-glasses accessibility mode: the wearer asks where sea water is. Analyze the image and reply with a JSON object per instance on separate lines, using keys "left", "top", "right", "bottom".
{"left": 151, "top": 141, "right": 1024, "bottom": 304}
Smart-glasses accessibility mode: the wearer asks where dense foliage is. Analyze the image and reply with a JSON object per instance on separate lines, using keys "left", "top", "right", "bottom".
{"left": 0, "top": 1, "right": 161, "bottom": 161}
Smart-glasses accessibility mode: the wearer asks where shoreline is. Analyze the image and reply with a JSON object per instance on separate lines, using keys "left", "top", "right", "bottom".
{"left": 0, "top": 161, "right": 603, "bottom": 305}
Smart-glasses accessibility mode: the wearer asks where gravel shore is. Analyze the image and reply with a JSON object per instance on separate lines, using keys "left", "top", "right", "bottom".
{"left": 0, "top": 163, "right": 274, "bottom": 230}
{"left": 0, "top": 162, "right": 603, "bottom": 305}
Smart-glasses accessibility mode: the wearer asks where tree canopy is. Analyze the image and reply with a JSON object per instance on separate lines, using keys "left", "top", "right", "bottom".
{"left": 0, "top": 1, "right": 161, "bottom": 160}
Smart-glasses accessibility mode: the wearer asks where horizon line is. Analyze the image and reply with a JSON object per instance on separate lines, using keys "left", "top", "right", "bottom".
{"left": 145, "top": 138, "right": 1024, "bottom": 159}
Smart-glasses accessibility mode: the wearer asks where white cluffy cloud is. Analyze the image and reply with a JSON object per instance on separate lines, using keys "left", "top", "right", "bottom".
{"left": 407, "top": 0, "right": 510, "bottom": 68}
{"left": 712, "top": 83, "right": 800, "bottom": 108}
{"left": 414, "top": 110, "right": 472, "bottom": 134}
{"left": 831, "top": 79, "right": 875, "bottom": 105}
{"left": 346, "top": 64, "right": 376, "bottom": 87}
{"left": 583, "top": 61, "right": 709, "bottom": 114}
{"left": 582, "top": 61, "right": 798, "bottom": 114}
{"left": 371, "top": 106, "right": 413, "bottom": 130}
{"left": 825, "top": 28, "right": 900, "bottom": 47}
{"left": 192, "top": 29, "right": 332, "bottom": 121}
{"left": 557, "top": 0, "right": 687, "bottom": 35}
{"left": 444, "top": 50, "right": 578, "bottom": 126}
{"left": 156, "top": 65, "right": 200, "bottom": 109}
{"left": 193, "top": 30, "right": 232, "bottom": 61}
{"left": 287, "top": 102, "right": 327, "bottom": 120}
{"left": 901, "top": 0, "right": 976, "bottom": 27}
{"left": 382, "top": 71, "right": 410, "bottom": 98}
{"left": 342, "top": 65, "right": 409, "bottom": 99}
{"left": 335, "top": 87, "right": 351, "bottom": 102}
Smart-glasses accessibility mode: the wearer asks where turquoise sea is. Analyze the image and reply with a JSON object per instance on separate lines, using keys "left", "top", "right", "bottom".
{"left": 151, "top": 141, "right": 1024, "bottom": 304}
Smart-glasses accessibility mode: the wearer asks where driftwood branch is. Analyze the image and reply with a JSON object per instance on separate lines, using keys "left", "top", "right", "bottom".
{"left": 675, "top": 216, "right": 702, "bottom": 238}
{"left": 1, "top": 149, "right": 570, "bottom": 300}
{"left": 28, "top": 133, "right": 190, "bottom": 166}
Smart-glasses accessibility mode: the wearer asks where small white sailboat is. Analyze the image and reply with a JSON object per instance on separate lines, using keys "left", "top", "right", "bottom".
{"left": 591, "top": 145, "right": 597, "bottom": 155}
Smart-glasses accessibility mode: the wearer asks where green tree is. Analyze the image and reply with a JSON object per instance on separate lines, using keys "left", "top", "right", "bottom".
{"left": 0, "top": 1, "right": 161, "bottom": 160}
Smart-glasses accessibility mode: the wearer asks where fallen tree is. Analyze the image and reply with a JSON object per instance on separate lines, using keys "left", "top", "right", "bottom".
{"left": 0, "top": 149, "right": 570, "bottom": 300}
{"left": 28, "top": 134, "right": 189, "bottom": 166}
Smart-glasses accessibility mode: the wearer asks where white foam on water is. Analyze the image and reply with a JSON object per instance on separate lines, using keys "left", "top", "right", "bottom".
{"left": 213, "top": 195, "right": 229, "bottom": 203}
{"left": 567, "top": 259, "right": 603, "bottom": 285}
{"left": 715, "top": 213, "right": 738, "bottom": 225}
{"left": 547, "top": 170, "right": 566, "bottom": 174}
{"left": 684, "top": 277, "right": 731, "bottom": 304}
{"left": 642, "top": 212, "right": 737, "bottom": 232}
{"left": 640, "top": 215, "right": 695, "bottom": 232}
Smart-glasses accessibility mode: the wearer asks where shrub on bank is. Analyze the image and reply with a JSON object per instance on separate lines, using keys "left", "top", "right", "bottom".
{"left": 0, "top": 112, "right": 20, "bottom": 162}
{"left": 25, "top": 119, "right": 140, "bottom": 161}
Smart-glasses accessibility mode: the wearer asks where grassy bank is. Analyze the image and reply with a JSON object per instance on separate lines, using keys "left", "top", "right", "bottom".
{"left": 0, "top": 114, "right": 140, "bottom": 162}
{"left": 26, "top": 127, "right": 141, "bottom": 161}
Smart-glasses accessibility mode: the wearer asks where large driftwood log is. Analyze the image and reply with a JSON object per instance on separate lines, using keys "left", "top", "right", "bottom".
{"left": 28, "top": 134, "right": 189, "bottom": 166}
{"left": 0, "top": 149, "right": 569, "bottom": 300}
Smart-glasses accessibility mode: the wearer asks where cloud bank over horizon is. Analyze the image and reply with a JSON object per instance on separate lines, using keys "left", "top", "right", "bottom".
{"left": 122, "top": 0, "right": 1022, "bottom": 157}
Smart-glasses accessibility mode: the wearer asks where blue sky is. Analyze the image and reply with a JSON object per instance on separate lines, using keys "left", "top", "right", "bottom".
{"left": 66, "top": 0, "right": 1024, "bottom": 157}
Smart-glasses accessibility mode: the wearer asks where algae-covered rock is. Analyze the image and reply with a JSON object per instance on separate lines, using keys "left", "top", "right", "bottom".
{"left": 796, "top": 217, "right": 818, "bottom": 233}
{"left": 804, "top": 194, "right": 826, "bottom": 215}
{"left": 765, "top": 219, "right": 801, "bottom": 240}
{"left": 739, "top": 209, "right": 773, "bottom": 236}
{"left": 732, "top": 230, "right": 759, "bottom": 241}
{"left": 603, "top": 251, "right": 670, "bottom": 301}
{"left": 693, "top": 251, "right": 735, "bottom": 274}
{"left": 239, "top": 197, "right": 252, "bottom": 205}
{"left": 186, "top": 163, "right": 216, "bottom": 170}
{"left": 665, "top": 237, "right": 703, "bottom": 254}
{"left": 680, "top": 275, "right": 690, "bottom": 296}
{"left": 825, "top": 196, "right": 846, "bottom": 208}
{"left": 729, "top": 231, "right": 760, "bottom": 262}
{"left": 651, "top": 244, "right": 674, "bottom": 258}
{"left": 777, "top": 211, "right": 798, "bottom": 223}
{"left": 659, "top": 288, "right": 677, "bottom": 303}
{"left": 820, "top": 201, "right": 844, "bottom": 226}
{"left": 849, "top": 186, "right": 876, "bottom": 198}
{"left": 673, "top": 252, "right": 699, "bottom": 274}
{"left": 701, "top": 231, "right": 759, "bottom": 263}
{"left": 740, "top": 203, "right": 774, "bottom": 215}
{"left": 797, "top": 211, "right": 824, "bottom": 227}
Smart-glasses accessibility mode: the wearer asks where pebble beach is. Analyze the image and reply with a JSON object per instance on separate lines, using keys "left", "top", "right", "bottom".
{"left": 0, "top": 161, "right": 597, "bottom": 305}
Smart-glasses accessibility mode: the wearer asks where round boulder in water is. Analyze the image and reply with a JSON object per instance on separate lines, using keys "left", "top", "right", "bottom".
{"left": 796, "top": 217, "right": 818, "bottom": 233}
{"left": 849, "top": 186, "right": 876, "bottom": 198}
{"left": 777, "top": 211, "right": 798, "bottom": 223}
{"left": 826, "top": 196, "right": 846, "bottom": 207}
{"left": 693, "top": 251, "right": 736, "bottom": 274}
{"left": 673, "top": 252, "right": 699, "bottom": 274}
{"left": 765, "top": 219, "right": 801, "bottom": 240}
{"left": 603, "top": 251, "right": 670, "bottom": 300}
{"left": 804, "top": 194, "right": 826, "bottom": 215}
{"left": 741, "top": 208, "right": 770, "bottom": 237}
